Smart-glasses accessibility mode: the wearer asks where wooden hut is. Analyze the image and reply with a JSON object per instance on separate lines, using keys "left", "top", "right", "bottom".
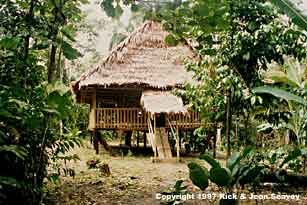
{"left": 71, "top": 21, "right": 205, "bottom": 160}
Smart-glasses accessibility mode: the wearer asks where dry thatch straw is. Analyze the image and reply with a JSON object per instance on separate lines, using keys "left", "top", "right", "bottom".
{"left": 71, "top": 20, "right": 196, "bottom": 100}
{"left": 141, "top": 90, "right": 187, "bottom": 114}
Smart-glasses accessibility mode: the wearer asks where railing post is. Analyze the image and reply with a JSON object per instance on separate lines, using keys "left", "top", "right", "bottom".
{"left": 176, "top": 121, "right": 180, "bottom": 162}
{"left": 89, "top": 89, "right": 96, "bottom": 130}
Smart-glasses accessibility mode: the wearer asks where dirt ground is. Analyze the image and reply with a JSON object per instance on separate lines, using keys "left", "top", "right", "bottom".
{"left": 45, "top": 142, "right": 307, "bottom": 205}
{"left": 45, "top": 142, "right": 195, "bottom": 205}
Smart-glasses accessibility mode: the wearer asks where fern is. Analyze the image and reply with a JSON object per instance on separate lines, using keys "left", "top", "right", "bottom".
{"left": 271, "top": 0, "right": 307, "bottom": 30}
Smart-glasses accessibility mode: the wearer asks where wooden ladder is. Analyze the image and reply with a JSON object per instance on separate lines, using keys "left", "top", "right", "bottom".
{"left": 147, "top": 116, "right": 172, "bottom": 161}
{"left": 155, "top": 127, "right": 172, "bottom": 160}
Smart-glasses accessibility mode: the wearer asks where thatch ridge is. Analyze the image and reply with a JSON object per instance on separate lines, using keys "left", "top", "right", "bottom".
{"left": 72, "top": 21, "right": 196, "bottom": 99}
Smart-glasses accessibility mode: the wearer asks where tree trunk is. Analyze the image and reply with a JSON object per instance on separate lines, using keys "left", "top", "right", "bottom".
{"left": 48, "top": 42, "right": 58, "bottom": 83}
{"left": 93, "top": 130, "right": 99, "bottom": 154}
{"left": 56, "top": 47, "right": 63, "bottom": 81}
{"left": 225, "top": 90, "right": 232, "bottom": 158}
{"left": 213, "top": 128, "right": 217, "bottom": 158}
{"left": 24, "top": 0, "right": 35, "bottom": 60}
{"left": 23, "top": 0, "right": 35, "bottom": 88}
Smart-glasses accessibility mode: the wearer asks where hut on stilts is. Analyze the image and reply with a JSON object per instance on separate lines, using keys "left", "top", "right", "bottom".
{"left": 71, "top": 21, "right": 207, "bottom": 161}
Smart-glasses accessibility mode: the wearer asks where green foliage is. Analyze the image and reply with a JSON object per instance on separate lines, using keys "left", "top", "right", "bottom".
{"left": 61, "top": 41, "right": 82, "bottom": 60}
{"left": 209, "top": 167, "right": 231, "bottom": 187}
{"left": 160, "top": 180, "right": 189, "bottom": 205}
{"left": 253, "top": 57, "right": 307, "bottom": 106}
{"left": 86, "top": 157, "right": 101, "bottom": 169}
{"left": 254, "top": 57, "right": 307, "bottom": 144}
{"left": 253, "top": 86, "right": 307, "bottom": 106}
{"left": 165, "top": 34, "right": 179, "bottom": 46}
{"left": 188, "top": 146, "right": 264, "bottom": 192}
{"left": 100, "top": 0, "right": 124, "bottom": 19}
{"left": 271, "top": 0, "right": 307, "bottom": 30}
{"left": 0, "top": 0, "right": 88, "bottom": 204}
{"left": 187, "top": 162, "right": 209, "bottom": 190}
{"left": 261, "top": 145, "right": 307, "bottom": 173}
{"left": 162, "top": 0, "right": 307, "bottom": 85}
{"left": 199, "top": 154, "right": 220, "bottom": 169}
{"left": 188, "top": 127, "right": 213, "bottom": 153}
{"left": 162, "top": 0, "right": 307, "bottom": 152}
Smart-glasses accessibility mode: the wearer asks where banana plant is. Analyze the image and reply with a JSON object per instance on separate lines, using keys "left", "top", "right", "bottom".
{"left": 271, "top": 0, "right": 307, "bottom": 31}
{"left": 253, "top": 57, "right": 307, "bottom": 106}
{"left": 254, "top": 57, "right": 307, "bottom": 143}
{"left": 188, "top": 146, "right": 265, "bottom": 193}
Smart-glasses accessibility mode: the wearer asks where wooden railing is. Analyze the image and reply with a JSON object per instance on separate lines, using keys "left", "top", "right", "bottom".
{"left": 95, "top": 108, "right": 206, "bottom": 130}
{"left": 166, "top": 112, "right": 204, "bottom": 129}
{"left": 96, "top": 108, "right": 148, "bottom": 130}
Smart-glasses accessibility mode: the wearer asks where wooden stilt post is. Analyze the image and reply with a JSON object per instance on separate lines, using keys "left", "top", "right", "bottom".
{"left": 179, "top": 130, "right": 182, "bottom": 150}
{"left": 176, "top": 121, "right": 180, "bottom": 162}
{"left": 97, "top": 131, "right": 110, "bottom": 151}
{"left": 153, "top": 115, "right": 157, "bottom": 161}
{"left": 124, "top": 131, "right": 132, "bottom": 147}
{"left": 93, "top": 129, "right": 99, "bottom": 154}
{"left": 143, "top": 131, "right": 147, "bottom": 148}
{"left": 136, "top": 131, "right": 140, "bottom": 148}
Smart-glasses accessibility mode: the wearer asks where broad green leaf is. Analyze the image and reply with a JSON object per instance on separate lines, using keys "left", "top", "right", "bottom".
{"left": 0, "top": 176, "right": 20, "bottom": 187}
{"left": 286, "top": 58, "right": 302, "bottom": 87}
{"left": 241, "top": 146, "right": 255, "bottom": 158}
{"left": 173, "top": 180, "right": 184, "bottom": 190}
{"left": 252, "top": 86, "right": 307, "bottom": 106}
{"left": 8, "top": 99, "right": 28, "bottom": 108}
{"left": 131, "top": 4, "right": 139, "bottom": 12}
{"left": 271, "top": 0, "right": 307, "bottom": 30}
{"left": 209, "top": 167, "right": 231, "bottom": 187}
{"left": 0, "top": 109, "right": 15, "bottom": 119}
{"left": 226, "top": 152, "right": 240, "bottom": 171}
{"left": 199, "top": 154, "right": 221, "bottom": 168}
{"left": 101, "top": 0, "right": 116, "bottom": 18}
{"left": 188, "top": 162, "right": 209, "bottom": 190}
{"left": 0, "top": 145, "right": 27, "bottom": 160}
{"left": 165, "top": 34, "right": 179, "bottom": 46}
{"left": 61, "top": 41, "right": 81, "bottom": 60}
{"left": 114, "top": 4, "right": 123, "bottom": 18}
{"left": 280, "top": 147, "right": 302, "bottom": 168}
{"left": 61, "top": 26, "right": 76, "bottom": 42}
{"left": 0, "top": 36, "right": 20, "bottom": 49}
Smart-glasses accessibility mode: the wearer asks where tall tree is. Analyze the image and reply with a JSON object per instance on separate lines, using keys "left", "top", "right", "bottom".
{"left": 161, "top": 0, "right": 307, "bottom": 152}
{"left": 0, "top": 0, "right": 87, "bottom": 204}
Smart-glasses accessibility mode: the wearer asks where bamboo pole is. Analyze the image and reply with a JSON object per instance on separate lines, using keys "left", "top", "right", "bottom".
{"left": 176, "top": 121, "right": 180, "bottom": 162}
{"left": 153, "top": 115, "right": 157, "bottom": 160}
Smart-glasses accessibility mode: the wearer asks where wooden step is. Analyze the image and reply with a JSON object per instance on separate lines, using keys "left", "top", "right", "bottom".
{"left": 155, "top": 128, "right": 172, "bottom": 160}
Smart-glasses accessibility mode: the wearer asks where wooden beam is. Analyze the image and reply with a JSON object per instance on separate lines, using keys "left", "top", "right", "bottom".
{"left": 143, "top": 131, "right": 147, "bottom": 148}
{"left": 176, "top": 121, "right": 180, "bottom": 162}
{"left": 93, "top": 129, "right": 99, "bottom": 154}
{"left": 88, "top": 89, "right": 96, "bottom": 130}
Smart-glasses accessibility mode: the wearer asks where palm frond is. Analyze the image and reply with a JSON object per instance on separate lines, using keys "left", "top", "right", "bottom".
{"left": 271, "top": 0, "right": 307, "bottom": 30}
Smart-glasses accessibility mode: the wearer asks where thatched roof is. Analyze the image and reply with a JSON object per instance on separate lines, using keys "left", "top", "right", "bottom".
{"left": 140, "top": 91, "right": 187, "bottom": 114}
{"left": 71, "top": 21, "right": 195, "bottom": 101}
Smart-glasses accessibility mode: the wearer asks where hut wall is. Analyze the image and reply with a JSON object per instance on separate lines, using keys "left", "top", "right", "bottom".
{"left": 95, "top": 88, "right": 142, "bottom": 108}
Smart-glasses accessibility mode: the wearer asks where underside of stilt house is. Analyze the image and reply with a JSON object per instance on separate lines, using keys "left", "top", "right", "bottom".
{"left": 71, "top": 21, "right": 206, "bottom": 160}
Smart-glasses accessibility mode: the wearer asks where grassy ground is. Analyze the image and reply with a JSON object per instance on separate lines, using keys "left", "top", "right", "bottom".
{"left": 45, "top": 141, "right": 307, "bottom": 205}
